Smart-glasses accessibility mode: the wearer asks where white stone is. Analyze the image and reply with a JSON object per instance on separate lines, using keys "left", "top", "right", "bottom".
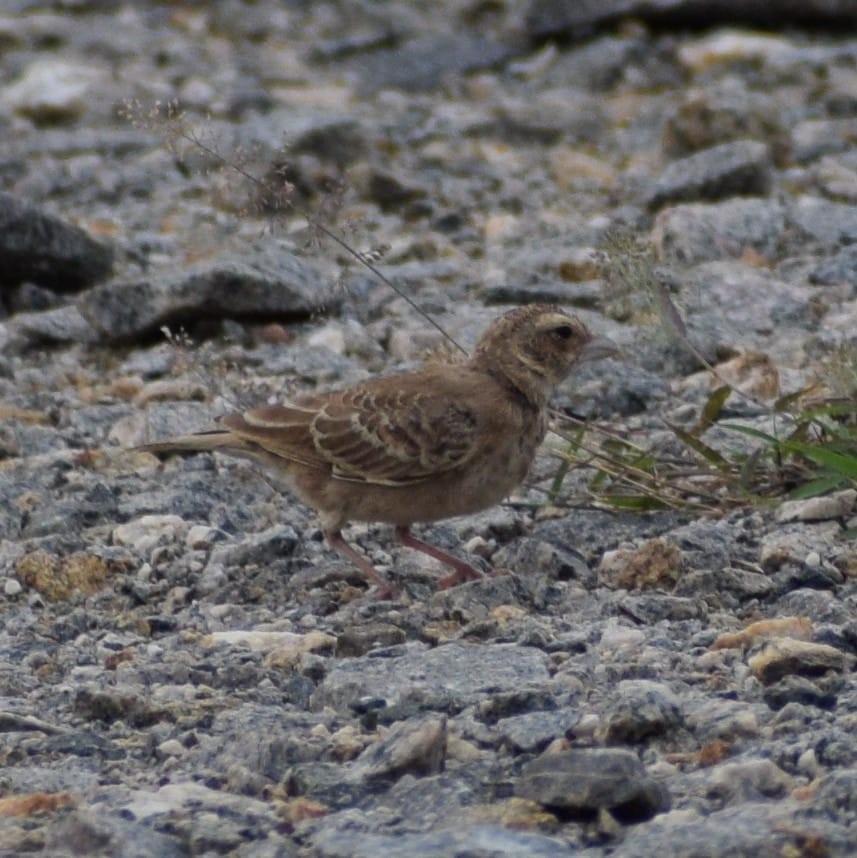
{"left": 186, "top": 525, "right": 217, "bottom": 549}
{"left": 3, "top": 59, "right": 104, "bottom": 122}
{"left": 112, "top": 515, "right": 187, "bottom": 553}
{"left": 776, "top": 489, "right": 856, "bottom": 523}
{"left": 307, "top": 322, "right": 347, "bottom": 355}
{"left": 158, "top": 739, "right": 185, "bottom": 758}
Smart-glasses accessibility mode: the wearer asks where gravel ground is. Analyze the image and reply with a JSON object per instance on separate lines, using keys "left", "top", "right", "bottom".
{"left": 1, "top": 2, "right": 856, "bottom": 856}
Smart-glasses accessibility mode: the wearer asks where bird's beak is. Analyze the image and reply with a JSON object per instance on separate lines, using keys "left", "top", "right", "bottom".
{"left": 580, "top": 334, "right": 621, "bottom": 363}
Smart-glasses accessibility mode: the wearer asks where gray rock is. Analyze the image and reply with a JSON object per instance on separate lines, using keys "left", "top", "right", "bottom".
{"left": 792, "top": 117, "right": 857, "bottom": 163}
{"left": 349, "top": 715, "right": 446, "bottom": 781}
{"left": 789, "top": 196, "right": 857, "bottom": 247}
{"left": 77, "top": 242, "right": 337, "bottom": 341}
{"left": 336, "top": 623, "right": 408, "bottom": 657}
{"left": 684, "top": 698, "right": 761, "bottom": 743}
{"left": 652, "top": 198, "right": 786, "bottom": 265}
{"left": 198, "top": 705, "right": 334, "bottom": 780}
{"left": 313, "top": 642, "right": 551, "bottom": 714}
{"left": 496, "top": 708, "right": 581, "bottom": 753}
{"left": 0, "top": 192, "right": 113, "bottom": 293}
{"left": 776, "top": 490, "right": 857, "bottom": 523}
{"left": 748, "top": 638, "right": 849, "bottom": 685}
{"left": 2, "top": 59, "right": 104, "bottom": 124}
{"left": 703, "top": 757, "right": 793, "bottom": 803}
{"left": 811, "top": 243, "right": 857, "bottom": 289}
{"left": 494, "top": 89, "right": 606, "bottom": 144}
{"left": 311, "top": 825, "right": 578, "bottom": 858}
{"left": 610, "top": 801, "right": 855, "bottom": 858}
{"left": 763, "top": 675, "right": 839, "bottom": 710}
{"left": 662, "top": 81, "right": 788, "bottom": 161}
{"left": 516, "top": 747, "right": 670, "bottom": 823}
{"left": 4, "top": 304, "right": 98, "bottom": 350}
{"left": 45, "top": 809, "right": 187, "bottom": 858}
{"left": 674, "top": 566, "right": 774, "bottom": 605}
{"left": 354, "top": 34, "right": 516, "bottom": 93}
{"left": 619, "top": 593, "right": 705, "bottom": 623}
{"left": 815, "top": 768, "right": 857, "bottom": 821}
{"left": 647, "top": 140, "right": 772, "bottom": 210}
{"left": 600, "top": 679, "right": 684, "bottom": 743}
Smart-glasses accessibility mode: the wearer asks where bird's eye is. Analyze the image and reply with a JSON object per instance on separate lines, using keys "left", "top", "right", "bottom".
{"left": 552, "top": 324, "right": 574, "bottom": 339}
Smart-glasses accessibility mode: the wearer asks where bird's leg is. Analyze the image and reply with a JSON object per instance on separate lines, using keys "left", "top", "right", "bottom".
{"left": 324, "top": 530, "right": 397, "bottom": 599}
{"left": 395, "top": 526, "right": 484, "bottom": 588}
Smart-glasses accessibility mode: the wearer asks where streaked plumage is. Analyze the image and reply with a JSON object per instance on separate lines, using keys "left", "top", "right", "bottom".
{"left": 139, "top": 304, "right": 616, "bottom": 596}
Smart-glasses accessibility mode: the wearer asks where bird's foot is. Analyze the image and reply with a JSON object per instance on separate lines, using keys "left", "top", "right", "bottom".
{"left": 325, "top": 529, "right": 399, "bottom": 599}
{"left": 436, "top": 563, "right": 484, "bottom": 589}
{"left": 395, "top": 526, "right": 485, "bottom": 589}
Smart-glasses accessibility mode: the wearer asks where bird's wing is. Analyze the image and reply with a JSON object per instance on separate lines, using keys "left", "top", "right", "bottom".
{"left": 220, "top": 375, "right": 484, "bottom": 486}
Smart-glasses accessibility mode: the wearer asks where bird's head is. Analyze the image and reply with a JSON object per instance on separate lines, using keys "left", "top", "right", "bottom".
{"left": 470, "top": 304, "right": 617, "bottom": 406}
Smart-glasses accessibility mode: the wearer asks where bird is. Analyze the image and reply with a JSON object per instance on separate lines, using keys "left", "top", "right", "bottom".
{"left": 137, "top": 304, "right": 617, "bottom": 597}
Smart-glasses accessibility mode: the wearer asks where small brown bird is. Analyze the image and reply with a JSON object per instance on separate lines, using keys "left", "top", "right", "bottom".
{"left": 139, "top": 304, "right": 616, "bottom": 596}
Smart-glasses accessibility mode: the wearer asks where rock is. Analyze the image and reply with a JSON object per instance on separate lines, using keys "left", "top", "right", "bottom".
{"left": 495, "top": 89, "right": 606, "bottom": 144}
{"left": 349, "top": 716, "right": 446, "bottom": 782}
{"left": 662, "top": 81, "right": 788, "bottom": 161}
{"left": 205, "top": 630, "right": 336, "bottom": 666}
{"left": 313, "top": 642, "right": 551, "bottom": 715}
{"left": 710, "top": 616, "right": 813, "bottom": 650}
{"left": 776, "top": 490, "right": 856, "bottom": 523}
{"left": 77, "top": 242, "right": 337, "bottom": 342}
{"left": 2, "top": 60, "right": 104, "bottom": 124}
{"left": 647, "top": 140, "right": 772, "bottom": 210}
{"left": 815, "top": 768, "right": 857, "bottom": 821}
{"left": 811, "top": 244, "right": 857, "bottom": 289}
{"left": 619, "top": 593, "right": 704, "bottom": 623}
{"left": 600, "top": 680, "right": 684, "bottom": 743}
{"left": 792, "top": 117, "right": 857, "bottom": 163}
{"left": 112, "top": 515, "right": 188, "bottom": 554}
{"left": 516, "top": 747, "right": 670, "bottom": 823}
{"left": 336, "top": 623, "right": 408, "bottom": 657}
{"left": 610, "top": 802, "right": 846, "bottom": 858}
{"left": 0, "top": 192, "right": 113, "bottom": 293}
{"left": 684, "top": 698, "right": 761, "bottom": 743}
{"left": 683, "top": 259, "right": 811, "bottom": 338}
{"left": 759, "top": 523, "right": 842, "bottom": 572}
{"left": 495, "top": 709, "right": 580, "bottom": 753}
{"left": 748, "top": 638, "right": 848, "bottom": 685}
{"left": 310, "top": 825, "right": 578, "bottom": 858}
{"left": 14, "top": 551, "right": 109, "bottom": 601}
{"left": 789, "top": 196, "right": 857, "bottom": 247}
{"left": 652, "top": 198, "right": 786, "bottom": 264}
{"left": 763, "top": 675, "right": 839, "bottom": 710}
{"left": 5, "top": 305, "right": 98, "bottom": 350}
{"left": 597, "top": 538, "right": 683, "bottom": 590}
{"left": 45, "top": 809, "right": 186, "bottom": 858}
{"left": 705, "top": 757, "right": 793, "bottom": 802}
{"left": 354, "top": 34, "right": 515, "bottom": 93}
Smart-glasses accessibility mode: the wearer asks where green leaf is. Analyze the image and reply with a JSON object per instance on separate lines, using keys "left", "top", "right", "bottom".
{"left": 782, "top": 441, "right": 857, "bottom": 481}
{"left": 696, "top": 385, "right": 731, "bottom": 431}
{"left": 773, "top": 385, "right": 816, "bottom": 413}
{"left": 548, "top": 458, "right": 571, "bottom": 503}
{"left": 668, "top": 423, "right": 732, "bottom": 469}
{"left": 720, "top": 423, "right": 780, "bottom": 444}
{"left": 788, "top": 474, "right": 848, "bottom": 499}
{"left": 738, "top": 447, "right": 765, "bottom": 490}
